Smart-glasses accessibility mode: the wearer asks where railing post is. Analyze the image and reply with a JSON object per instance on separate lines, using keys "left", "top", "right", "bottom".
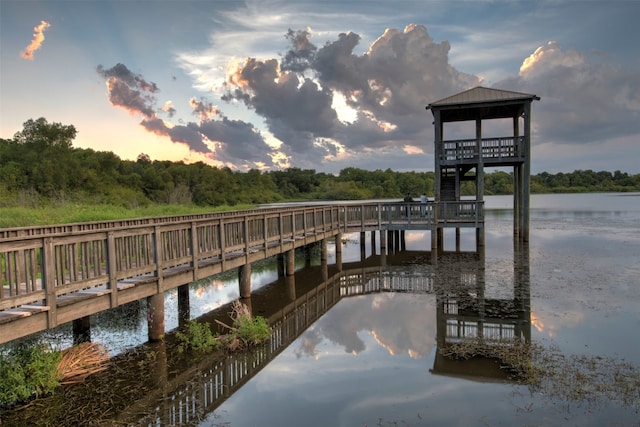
{"left": 153, "top": 226, "right": 164, "bottom": 293}
{"left": 107, "top": 231, "right": 118, "bottom": 308}
{"left": 190, "top": 221, "right": 199, "bottom": 281}
{"left": 243, "top": 216, "right": 250, "bottom": 260}
{"left": 220, "top": 220, "right": 226, "bottom": 271}
{"left": 43, "top": 237, "right": 57, "bottom": 328}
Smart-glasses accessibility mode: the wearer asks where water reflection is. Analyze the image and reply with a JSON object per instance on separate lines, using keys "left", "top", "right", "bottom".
{"left": 432, "top": 242, "right": 531, "bottom": 382}
{"left": 1, "top": 239, "right": 535, "bottom": 426}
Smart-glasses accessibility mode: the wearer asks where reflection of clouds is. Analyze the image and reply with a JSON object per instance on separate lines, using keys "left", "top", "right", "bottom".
{"left": 305, "top": 293, "right": 437, "bottom": 358}
{"left": 295, "top": 328, "right": 322, "bottom": 359}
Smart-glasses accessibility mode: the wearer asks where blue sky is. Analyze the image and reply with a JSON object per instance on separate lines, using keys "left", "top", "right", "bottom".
{"left": 1, "top": 0, "right": 639, "bottom": 174}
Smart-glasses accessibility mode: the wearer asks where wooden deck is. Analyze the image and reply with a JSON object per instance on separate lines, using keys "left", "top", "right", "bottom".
{"left": 0, "top": 201, "right": 483, "bottom": 344}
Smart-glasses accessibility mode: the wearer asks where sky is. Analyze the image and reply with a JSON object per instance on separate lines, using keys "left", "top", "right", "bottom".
{"left": 1, "top": 0, "right": 639, "bottom": 175}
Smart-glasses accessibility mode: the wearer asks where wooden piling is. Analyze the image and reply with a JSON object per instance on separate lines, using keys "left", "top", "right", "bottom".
{"left": 147, "top": 293, "right": 165, "bottom": 342}
{"left": 72, "top": 316, "right": 91, "bottom": 345}
{"left": 239, "top": 263, "right": 251, "bottom": 298}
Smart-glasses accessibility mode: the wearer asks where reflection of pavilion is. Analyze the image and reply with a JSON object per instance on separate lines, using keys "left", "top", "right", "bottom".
{"left": 431, "top": 242, "right": 531, "bottom": 382}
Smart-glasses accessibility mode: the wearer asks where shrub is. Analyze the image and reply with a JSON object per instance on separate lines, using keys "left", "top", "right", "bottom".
{"left": 176, "top": 320, "right": 221, "bottom": 353}
{"left": 0, "top": 341, "right": 62, "bottom": 408}
{"left": 219, "top": 301, "right": 271, "bottom": 350}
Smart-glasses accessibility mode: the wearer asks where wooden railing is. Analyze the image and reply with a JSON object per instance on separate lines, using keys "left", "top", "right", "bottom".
{"left": 0, "top": 206, "right": 341, "bottom": 341}
{"left": 340, "top": 201, "right": 483, "bottom": 231}
{"left": 441, "top": 136, "right": 525, "bottom": 164}
{"left": 0, "top": 202, "right": 483, "bottom": 343}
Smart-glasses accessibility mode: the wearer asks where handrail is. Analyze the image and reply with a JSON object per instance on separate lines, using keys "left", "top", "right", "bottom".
{"left": 0, "top": 205, "right": 341, "bottom": 323}
{"left": 0, "top": 201, "right": 483, "bottom": 343}
{"left": 440, "top": 136, "right": 525, "bottom": 163}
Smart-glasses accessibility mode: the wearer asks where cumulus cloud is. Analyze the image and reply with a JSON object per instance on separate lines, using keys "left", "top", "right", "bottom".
{"left": 97, "top": 62, "right": 275, "bottom": 169}
{"left": 21, "top": 20, "right": 51, "bottom": 60}
{"left": 497, "top": 41, "right": 640, "bottom": 145}
{"left": 219, "top": 24, "right": 480, "bottom": 171}
{"left": 190, "top": 97, "right": 220, "bottom": 121}
{"left": 96, "top": 63, "right": 159, "bottom": 118}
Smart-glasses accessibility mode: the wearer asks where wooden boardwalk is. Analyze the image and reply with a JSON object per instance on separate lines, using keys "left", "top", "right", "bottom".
{"left": 0, "top": 201, "right": 483, "bottom": 344}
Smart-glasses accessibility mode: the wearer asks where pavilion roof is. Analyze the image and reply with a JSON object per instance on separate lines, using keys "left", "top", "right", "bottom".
{"left": 426, "top": 86, "right": 540, "bottom": 121}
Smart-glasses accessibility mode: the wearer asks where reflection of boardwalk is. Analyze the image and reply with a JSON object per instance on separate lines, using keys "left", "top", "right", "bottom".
{"left": 124, "top": 249, "right": 529, "bottom": 425}
{"left": 0, "top": 245, "right": 531, "bottom": 425}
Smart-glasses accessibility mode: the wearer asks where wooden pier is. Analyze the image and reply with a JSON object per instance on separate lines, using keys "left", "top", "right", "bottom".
{"left": 0, "top": 201, "right": 483, "bottom": 345}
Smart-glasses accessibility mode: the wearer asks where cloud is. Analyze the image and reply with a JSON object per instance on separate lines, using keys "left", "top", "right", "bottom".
{"left": 497, "top": 41, "right": 640, "bottom": 145}
{"left": 219, "top": 24, "right": 480, "bottom": 171}
{"left": 20, "top": 20, "right": 51, "bottom": 60}
{"left": 96, "top": 63, "right": 159, "bottom": 118}
{"left": 97, "top": 62, "right": 275, "bottom": 169}
{"left": 189, "top": 97, "right": 220, "bottom": 121}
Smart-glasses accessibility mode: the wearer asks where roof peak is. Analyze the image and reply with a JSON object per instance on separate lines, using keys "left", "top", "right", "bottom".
{"left": 428, "top": 86, "right": 539, "bottom": 109}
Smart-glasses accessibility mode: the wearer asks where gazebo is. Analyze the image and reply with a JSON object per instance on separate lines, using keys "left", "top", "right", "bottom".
{"left": 426, "top": 86, "right": 540, "bottom": 241}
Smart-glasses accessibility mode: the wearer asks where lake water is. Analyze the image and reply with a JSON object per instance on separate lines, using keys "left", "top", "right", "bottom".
{"left": 1, "top": 193, "right": 639, "bottom": 426}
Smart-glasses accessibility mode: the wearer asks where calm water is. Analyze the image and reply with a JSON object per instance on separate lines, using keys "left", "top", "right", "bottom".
{"left": 1, "top": 193, "right": 639, "bottom": 426}
{"left": 208, "top": 193, "right": 640, "bottom": 427}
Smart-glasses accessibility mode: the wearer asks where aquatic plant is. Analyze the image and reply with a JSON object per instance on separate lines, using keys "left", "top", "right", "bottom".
{"left": 440, "top": 338, "right": 640, "bottom": 411}
{"left": 175, "top": 320, "right": 221, "bottom": 353}
{"left": 217, "top": 301, "right": 271, "bottom": 351}
{"left": 0, "top": 341, "right": 61, "bottom": 407}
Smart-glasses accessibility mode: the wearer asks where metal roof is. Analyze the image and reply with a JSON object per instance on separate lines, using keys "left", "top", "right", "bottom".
{"left": 427, "top": 86, "right": 539, "bottom": 109}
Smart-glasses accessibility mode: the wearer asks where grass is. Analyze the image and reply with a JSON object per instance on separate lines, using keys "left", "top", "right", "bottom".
{"left": 0, "top": 202, "right": 256, "bottom": 228}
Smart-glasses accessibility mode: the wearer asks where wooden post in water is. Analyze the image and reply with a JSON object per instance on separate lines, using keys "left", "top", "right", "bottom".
{"left": 304, "top": 245, "right": 312, "bottom": 268}
{"left": 72, "top": 316, "right": 91, "bottom": 344}
{"left": 177, "top": 284, "right": 190, "bottom": 326}
{"left": 370, "top": 231, "right": 377, "bottom": 255}
{"left": 147, "top": 293, "right": 165, "bottom": 342}
{"left": 360, "top": 232, "right": 366, "bottom": 261}
{"left": 277, "top": 253, "right": 285, "bottom": 277}
{"left": 238, "top": 263, "right": 251, "bottom": 298}
{"left": 321, "top": 238, "right": 328, "bottom": 266}
{"left": 286, "top": 249, "right": 295, "bottom": 276}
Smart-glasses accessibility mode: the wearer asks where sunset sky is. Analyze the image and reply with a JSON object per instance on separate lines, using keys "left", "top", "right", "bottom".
{"left": 1, "top": 0, "right": 639, "bottom": 174}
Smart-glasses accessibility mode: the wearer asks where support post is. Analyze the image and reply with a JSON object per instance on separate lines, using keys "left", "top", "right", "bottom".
{"left": 239, "top": 263, "right": 251, "bottom": 298}
{"left": 523, "top": 101, "right": 532, "bottom": 242}
{"left": 72, "top": 316, "right": 91, "bottom": 344}
{"left": 370, "top": 231, "right": 377, "bottom": 255}
{"left": 277, "top": 253, "right": 285, "bottom": 277}
{"left": 178, "top": 284, "right": 190, "bottom": 326}
{"left": 286, "top": 249, "right": 295, "bottom": 276}
{"left": 147, "top": 293, "right": 165, "bottom": 342}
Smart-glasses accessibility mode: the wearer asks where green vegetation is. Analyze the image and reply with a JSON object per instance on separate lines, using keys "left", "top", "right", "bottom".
{"left": 177, "top": 302, "right": 271, "bottom": 354}
{"left": 0, "top": 341, "right": 62, "bottom": 407}
{"left": 176, "top": 320, "right": 221, "bottom": 353}
{"left": 2, "top": 117, "right": 639, "bottom": 228}
{"left": 218, "top": 301, "right": 271, "bottom": 351}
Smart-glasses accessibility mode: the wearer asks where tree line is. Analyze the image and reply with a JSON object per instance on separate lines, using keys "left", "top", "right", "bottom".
{"left": 1, "top": 118, "right": 639, "bottom": 208}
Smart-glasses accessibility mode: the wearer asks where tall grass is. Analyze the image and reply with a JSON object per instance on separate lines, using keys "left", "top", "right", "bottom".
{"left": 0, "top": 202, "right": 256, "bottom": 228}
